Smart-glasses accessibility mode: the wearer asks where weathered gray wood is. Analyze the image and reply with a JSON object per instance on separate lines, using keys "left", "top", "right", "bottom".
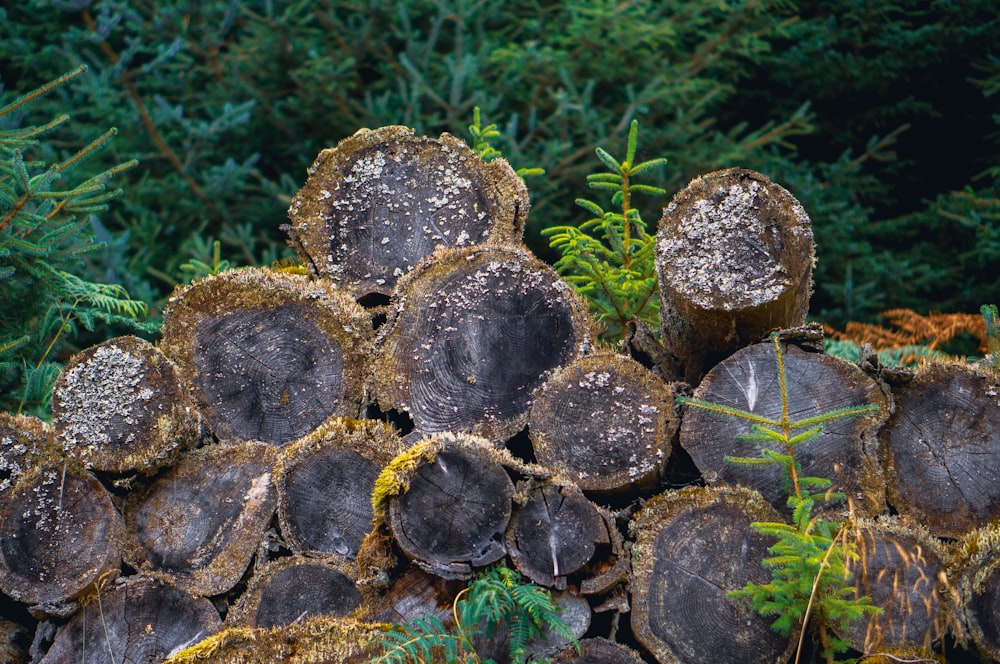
{"left": 0, "top": 464, "right": 122, "bottom": 609}
{"left": 38, "top": 577, "right": 222, "bottom": 664}
{"left": 52, "top": 335, "right": 200, "bottom": 473}
{"left": 0, "top": 413, "right": 57, "bottom": 492}
{"left": 284, "top": 125, "right": 529, "bottom": 299}
{"left": 276, "top": 419, "right": 406, "bottom": 560}
{"left": 679, "top": 338, "right": 888, "bottom": 516}
{"left": 551, "top": 637, "right": 645, "bottom": 663}
{"left": 656, "top": 168, "right": 814, "bottom": 384}
{"left": 160, "top": 267, "right": 371, "bottom": 445}
{"left": 226, "top": 557, "right": 363, "bottom": 629}
{"left": 528, "top": 351, "right": 677, "bottom": 496}
{"left": 629, "top": 486, "right": 794, "bottom": 664}
{"left": 124, "top": 441, "right": 278, "bottom": 597}
{"left": 954, "top": 522, "right": 1000, "bottom": 661}
{"left": 881, "top": 361, "right": 1000, "bottom": 538}
{"left": 373, "top": 245, "right": 594, "bottom": 442}
{"left": 838, "top": 517, "right": 955, "bottom": 658}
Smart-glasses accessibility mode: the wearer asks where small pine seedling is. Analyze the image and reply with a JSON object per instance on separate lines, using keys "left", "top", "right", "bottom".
{"left": 678, "top": 333, "right": 882, "bottom": 664}
{"left": 370, "top": 565, "right": 576, "bottom": 664}
{"left": 542, "top": 119, "right": 666, "bottom": 341}
{"left": 467, "top": 107, "right": 545, "bottom": 179}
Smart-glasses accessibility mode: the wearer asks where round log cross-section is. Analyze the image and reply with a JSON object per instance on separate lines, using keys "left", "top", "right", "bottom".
{"left": 955, "top": 524, "right": 1000, "bottom": 661}
{"left": 881, "top": 362, "right": 1000, "bottom": 538}
{"left": 52, "top": 335, "right": 200, "bottom": 473}
{"left": 276, "top": 419, "right": 407, "bottom": 560}
{"left": 383, "top": 434, "right": 515, "bottom": 579}
{"left": 656, "top": 168, "right": 814, "bottom": 384}
{"left": 0, "top": 464, "right": 122, "bottom": 607}
{"left": 529, "top": 351, "right": 677, "bottom": 496}
{"left": 160, "top": 267, "right": 370, "bottom": 445}
{"left": 373, "top": 245, "right": 593, "bottom": 442}
{"left": 629, "top": 486, "right": 794, "bottom": 664}
{"left": 38, "top": 577, "right": 222, "bottom": 664}
{"left": 0, "top": 413, "right": 57, "bottom": 491}
{"left": 124, "top": 441, "right": 278, "bottom": 597}
{"left": 284, "top": 125, "right": 529, "bottom": 298}
{"left": 679, "top": 338, "right": 888, "bottom": 516}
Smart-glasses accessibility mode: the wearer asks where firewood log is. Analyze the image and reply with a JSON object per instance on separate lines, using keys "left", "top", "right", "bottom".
{"left": 372, "top": 244, "right": 594, "bottom": 442}
{"left": 284, "top": 125, "right": 529, "bottom": 299}
{"left": 881, "top": 361, "right": 1000, "bottom": 538}
{"left": 52, "top": 335, "right": 200, "bottom": 473}
{"left": 276, "top": 418, "right": 407, "bottom": 560}
{"left": 37, "top": 577, "right": 222, "bottom": 664}
{"left": 123, "top": 441, "right": 278, "bottom": 597}
{"left": 679, "top": 337, "right": 888, "bottom": 516}
{"left": 0, "top": 413, "right": 58, "bottom": 492}
{"left": 550, "top": 637, "right": 646, "bottom": 663}
{"left": 629, "top": 486, "right": 794, "bottom": 664}
{"left": 160, "top": 267, "right": 371, "bottom": 446}
{"left": 528, "top": 351, "right": 678, "bottom": 497}
{"left": 656, "top": 168, "right": 814, "bottom": 384}
{"left": 953, "top": 522, "right": 1000, "bottom": 661}
{"left": 0, "top": 464, "right": 122, "bottom": 610}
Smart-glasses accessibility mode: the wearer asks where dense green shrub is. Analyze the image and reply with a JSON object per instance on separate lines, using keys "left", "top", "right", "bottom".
{"left": 1, "top": 0, "right": 997, "bottom": 365}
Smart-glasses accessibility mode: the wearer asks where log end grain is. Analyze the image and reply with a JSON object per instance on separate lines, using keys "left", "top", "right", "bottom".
{"left": 284, "top": 125, "right": 529, "bottom": 298}
{"left": 0, "top": 413, "right": 57, "bottom": 492}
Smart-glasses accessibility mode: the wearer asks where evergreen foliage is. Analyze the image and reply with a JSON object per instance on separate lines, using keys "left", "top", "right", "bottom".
{"left": 370, "top": 565, "right": 576, "bottom": 664}
{"left": 678, "top": 333, "right": 881, "bottom": 663}
{"left": 542, "top": 120, "right": 666, "bottom": 340}
{"left": 982, "top": 303, "right": 1000, "bottom": 373}
{"left": 0, "top": 66, "right": 151, "bottom": 417}
{"left": 4, "top": 1, "right": 996, "bottom": 328}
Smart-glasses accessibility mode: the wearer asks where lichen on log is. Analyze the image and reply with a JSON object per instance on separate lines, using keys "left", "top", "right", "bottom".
{"left": 284, "top": 125, "right": 529, "bottom": 298}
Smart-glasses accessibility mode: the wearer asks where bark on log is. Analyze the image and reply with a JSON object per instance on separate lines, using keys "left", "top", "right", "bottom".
{"left": 373, "top": 245, "right": 594, "bottom": 442}
{"left": 226, "top": 556, "right": 363, "bottom": 629}
{"left": 160, "top": 267, "right": 371, "bottom": 446}
{"left": 880, "top": 362, "right": 1000, "bottom": 538}
{"left": 954, "top": 523, "right": 1000, "bottom": 662}
{"left": 506, "top": 480, "right": 618, "bottom": 590}
{"left": 528, "top": 351, "right": 677, "bottom": 496}
{"left": 656, "top": 168, "right": 815, "bottom": 384}
{"left": 124, "top": 441, "right": 278, "bottom": 597}
{"left": 0, "top": 413, "right": 57, "bottom": 492}
{"left": 52, "top": 335, "right": 200, "bottom": 474}
{"left": 629, "top": 486, "right": 794, "bottom": 664}
{"left": 276, "top": 418, "right": 407, "bottom": 560}
{"left": 376, "top": 433, "right": 517, "bottom": 579}
{"left": 38, "top": 577, "right": 222, "bottom": 664}
{"left": 550, "top": 637, "right": 646, "bottom": 663}
{"left": 284, "top": 125, "right": 529, "bottom": 299}
{"left": 838, "top": 517, "right": 955, "bottom": 658}
{"left": 0, "top": 464, "right": 122, "bottom": 608}
{"left": 679, "top": 338, "right": 888, "bottom": 515}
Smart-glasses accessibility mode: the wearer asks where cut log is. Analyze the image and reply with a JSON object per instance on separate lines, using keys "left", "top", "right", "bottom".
{"left": 226, "top": 556, "right": 363, "bottom": 629}
{"left": 52, "top": 335, "right": 200, "bottom": 473}
{"left": 0, "top": 464, "right": 122, "bottom": 608}
{"left": 163, "top": 615, "right": 381, "bottom": 664}
{"left": 656, "top": 168, "right": 814, "bottom": 384}
{"left": 0, "top": 413, "right": 58, "bottom": 492}
{"left": 377, "top": 433, "right": 516, "bottom": 579}
{"left": 679, "top": 338, "right": 888, "bottom": 515}
{"left": 528, "top": 351, "right": 677, "bottom": 496}
{"left": 880, "top": 361, "right": 1000, "bottom": 538}
{"left": 373, "top": 245, "right": 594, "bottom": 442}
{"left": 369, "top": 565, "right": 460, "bottom": 626}
{"left": 506, "top": 480, "right": 616, "bottom": 590}
{"left": 550, "top": 637, "right": 646, "bottom": 663}
{"left": 283, "top": 125, "right": 529, "bottom": 299}
{"left": 38, "top": 577, "right": 222, "bottom": 664}
{"left": 160, "top": 267, "right": 371, "bottom": 446}
{"left": 838, "top": 517, "right": 955, "bottom": 658}
{"left": 629, "top": 486, "right": 794, "bottom": 664}
{"left": 954, "top": 523, "right": 1000, "bottom": 661}
{"left": 473, "top": 590, "right": 591, "bottom": 663}
{"left": 0, "top": 616, "right": 26, "bottom": 664}
{"left": 276, "top": 418, "right": 407, "bottom": 560}
{"left": 123, "top": 441, "right": 278, "bottom": 597}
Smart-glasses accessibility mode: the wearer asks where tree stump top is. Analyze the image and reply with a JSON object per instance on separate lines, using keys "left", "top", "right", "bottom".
{"left": 285, "top": 125, "right": 529, "bottom": 298}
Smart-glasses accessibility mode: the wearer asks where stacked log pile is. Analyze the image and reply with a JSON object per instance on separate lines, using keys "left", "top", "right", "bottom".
{"left": 1, "top": 125, "right": 999, "bottom": 664}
